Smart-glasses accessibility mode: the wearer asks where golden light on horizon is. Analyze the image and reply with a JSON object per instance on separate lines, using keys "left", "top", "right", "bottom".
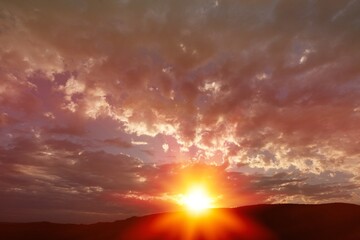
{"left": 179, "top": 185, "right": 214, "bottom": 214}
{"left": 128, "top": 176, "right": 273, "bottom": 240}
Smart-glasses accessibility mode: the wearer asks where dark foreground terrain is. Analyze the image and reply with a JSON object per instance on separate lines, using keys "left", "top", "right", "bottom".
{"left": 1, "top": 203, "right": 360, "bottom": 240}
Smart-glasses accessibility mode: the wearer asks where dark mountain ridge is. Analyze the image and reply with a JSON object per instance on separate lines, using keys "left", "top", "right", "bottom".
{"left": 1, "top": 203, "right": 360, "bottom": 240}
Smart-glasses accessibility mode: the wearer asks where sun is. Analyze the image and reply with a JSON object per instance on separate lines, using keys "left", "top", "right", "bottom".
{"left": 180, "top": 186, "right": 214, "bottom": 214}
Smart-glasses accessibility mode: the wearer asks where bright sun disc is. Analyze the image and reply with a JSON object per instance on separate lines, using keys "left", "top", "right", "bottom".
{"left": 181, "top": 186, "right": 213, "bottom": 214}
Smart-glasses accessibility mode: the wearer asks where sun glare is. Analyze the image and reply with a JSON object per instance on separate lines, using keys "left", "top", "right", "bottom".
{"left": 181, "top": 186, "right": 213, "bottom": 214}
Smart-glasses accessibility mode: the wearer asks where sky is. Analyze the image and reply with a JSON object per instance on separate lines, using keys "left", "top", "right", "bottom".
{"left": 0, "top": 0, "right": 360, "bottom": 223}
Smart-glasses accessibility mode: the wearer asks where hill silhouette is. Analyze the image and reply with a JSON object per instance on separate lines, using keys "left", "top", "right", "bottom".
{"left": 1, "top": 203, "right": 360, "bottom": 240}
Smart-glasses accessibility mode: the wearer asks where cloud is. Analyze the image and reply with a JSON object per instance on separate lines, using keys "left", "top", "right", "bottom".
{"left": 0, "top": 0, "right": 360, "bottom": 222}
{"left": 0, "top": 1, "right": 359, "bottom": 165}
{"left": 103, "top": 138, "right": 133, "bottom": 149}
{"left": 162, "top": 143, "right": 169, "bottom": 153}
{"left": 0, "top": 136, "right": 145, "bottom": 222}
{"left": 0, "top": 135, "right": 358, "bottom": 223}
{"left": 0, "top": 113, "right": 18, "bottom": 127}
{"left": 252, "top": 171, "right": 359, "bottom": 203}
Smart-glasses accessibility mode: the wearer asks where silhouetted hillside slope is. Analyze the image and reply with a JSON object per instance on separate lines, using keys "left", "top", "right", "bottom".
{"left": 1, "top": 203, "right": 360, "bottom": 240}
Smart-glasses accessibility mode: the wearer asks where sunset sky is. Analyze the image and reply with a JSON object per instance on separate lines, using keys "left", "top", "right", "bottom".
{"left": 1, "top": 0, "right": 360, "bottom": 223}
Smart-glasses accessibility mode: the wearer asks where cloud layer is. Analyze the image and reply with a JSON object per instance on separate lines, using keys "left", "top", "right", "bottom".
{"left": 0, "top": 0, "right": 359, "bottom": 222}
